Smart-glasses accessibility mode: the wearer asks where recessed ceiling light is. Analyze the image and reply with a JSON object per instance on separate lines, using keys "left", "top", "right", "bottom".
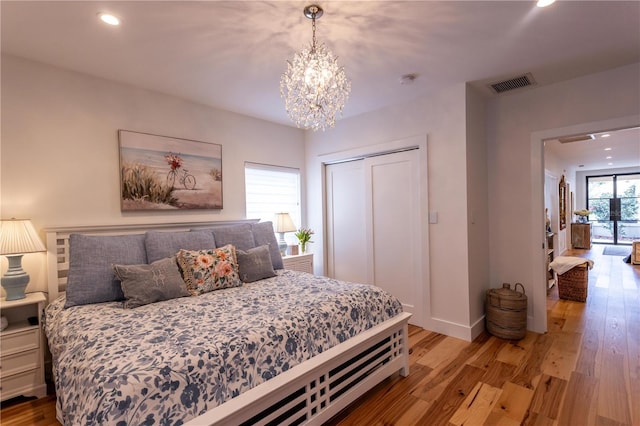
{"left": 601, "top": 133, "right": 611, "bottom": 138}
{"left": 604, "top": 147, "right": 612, "bottom": 151}
{"left": 98, "top": 12, "right": 120, "bottom": 26}
{"left": 537, "top": 0, "right": 556, "bottom": 7}
{"left": 606, "top": 156, "right": 612, "bottom": 159}
{"left": 608, "top": 162, "right": 613, "bottom": 165}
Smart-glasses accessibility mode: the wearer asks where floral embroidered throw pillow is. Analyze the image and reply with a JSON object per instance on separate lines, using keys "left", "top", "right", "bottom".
{"left": 176, "top": 244, "right": 241, "bottom": 295}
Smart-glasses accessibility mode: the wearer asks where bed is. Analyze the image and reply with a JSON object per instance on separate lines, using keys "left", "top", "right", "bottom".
{"left": 44, "top": 220, "right": 411, "bottom": 425}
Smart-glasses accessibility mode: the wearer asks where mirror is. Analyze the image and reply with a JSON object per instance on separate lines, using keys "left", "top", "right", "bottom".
{"left": 559, "top": 175, "right": 566, "bottom": 230}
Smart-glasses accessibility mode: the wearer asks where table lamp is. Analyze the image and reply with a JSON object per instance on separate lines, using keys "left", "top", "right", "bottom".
{"left": 1, "top": 219, "right": 46, "bottom": 300}
{"left": 274, "top": 213, "right": 297, "bottom": 255}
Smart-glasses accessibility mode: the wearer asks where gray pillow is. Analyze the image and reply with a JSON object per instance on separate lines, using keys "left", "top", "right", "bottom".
{"left": 212, "top": 224, "right": 255, "bottom": 251}
{"left": 251, "top": 221, "right": 284, "bottom": 269}
{"left": 114, "top": 256, "right": 190, "bottom": 308}
{"left": 237, "top": 245, "right": 277, "bottom": 283}
{"left": 145, "top": 230, "right": 216, "bottom": 263}
{"left": 65, "top": 233, "right": 147, "bottom": 308}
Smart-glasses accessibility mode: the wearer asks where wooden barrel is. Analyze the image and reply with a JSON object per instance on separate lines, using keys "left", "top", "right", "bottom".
{"left": 485, "top": 283, "right": 527, "bottom": 340}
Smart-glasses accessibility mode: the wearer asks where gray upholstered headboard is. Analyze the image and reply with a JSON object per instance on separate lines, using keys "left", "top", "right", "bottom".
{"left": 44, "top": 220, "right": 257, "bottom": 303}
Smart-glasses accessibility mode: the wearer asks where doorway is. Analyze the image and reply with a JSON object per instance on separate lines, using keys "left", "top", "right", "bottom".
{"left": 586, "top": 173, "right": 640, "bottom": 245}
{"left": 531, "top": 115, "right": 640, "bottom": 334}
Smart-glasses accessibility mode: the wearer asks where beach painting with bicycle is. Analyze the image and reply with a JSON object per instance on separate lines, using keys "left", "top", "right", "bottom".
{"left": 119, "top": 130, "right": 223, "bottom": 210}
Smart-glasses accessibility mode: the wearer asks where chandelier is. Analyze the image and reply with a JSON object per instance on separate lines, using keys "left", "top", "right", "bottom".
{"left": 280, "top": 5, "right": 351, "bottom": 131}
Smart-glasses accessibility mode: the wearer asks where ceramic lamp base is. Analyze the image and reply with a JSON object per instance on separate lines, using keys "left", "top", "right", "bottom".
{"left": 2, "top": 254, "right": 29, "bottom": 301}
{"left": 278, "top": 232, "right": 288, "bottom": 256}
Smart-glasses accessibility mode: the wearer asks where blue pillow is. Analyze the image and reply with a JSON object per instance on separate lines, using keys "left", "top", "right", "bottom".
{"left": 236, "top": 245, "right": 277, "bottom": 282}
{"left": 212, "top": 224, "right": 255, "bottom": 251}
{"left": 114, "top": 256, "right": 190, "bottom": 308}
{"left": 251, "top": 221, "right": 284, "bottom": 269}
{"left": 65, "top": 233, "right": 147, "bottom": 308}
{"left": 145, "top": 230, "right": 216, "bottom": 263}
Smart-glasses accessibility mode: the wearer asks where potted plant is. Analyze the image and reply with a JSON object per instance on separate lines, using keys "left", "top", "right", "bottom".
{"left": 295, "top": 228, "right": 314, "bottom": 253}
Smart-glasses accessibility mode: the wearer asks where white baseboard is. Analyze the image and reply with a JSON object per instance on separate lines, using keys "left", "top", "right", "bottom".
{"left": 427, "top": 316, "right": 485, "bottom": 342}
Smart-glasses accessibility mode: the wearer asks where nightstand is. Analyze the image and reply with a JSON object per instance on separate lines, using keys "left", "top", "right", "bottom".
{"left": 0, "top": 291, "right": 47, "bottom": 401}
{"left": 282, "top": 253, "right": 314, "bottom": 274}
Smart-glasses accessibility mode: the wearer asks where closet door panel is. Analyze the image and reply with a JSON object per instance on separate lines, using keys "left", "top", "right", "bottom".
{"left": 365, "top": 150, "right": 421, "bottom": 322}
{"left": 325, "top": 161, "right": 367, "bottom": 284}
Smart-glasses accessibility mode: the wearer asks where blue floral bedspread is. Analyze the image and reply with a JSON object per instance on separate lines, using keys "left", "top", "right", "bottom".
{"left": 44, "top": 270, "right": 402, "bottom": 425}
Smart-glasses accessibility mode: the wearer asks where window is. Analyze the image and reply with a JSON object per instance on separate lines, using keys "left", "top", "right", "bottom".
{"left": 587, "top": 173, "right": 640, "bottom": 244}
{"left": 245, "top": 162, "right": 301, "bottom": 235}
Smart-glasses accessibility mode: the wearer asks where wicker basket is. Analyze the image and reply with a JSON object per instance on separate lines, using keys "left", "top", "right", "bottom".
{"left": 557, "top": 263, "right": 588, "bottom": 302}
{"left": 485, "top": 283, "right": 527, "bottom": 340}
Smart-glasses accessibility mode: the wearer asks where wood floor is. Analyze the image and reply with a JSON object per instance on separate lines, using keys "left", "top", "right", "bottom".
{"left": 2, "top": 244, "right": 638, "bottom": 425}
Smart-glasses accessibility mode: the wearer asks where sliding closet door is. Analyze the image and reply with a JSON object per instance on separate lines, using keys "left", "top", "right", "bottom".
{"left": 325, "top": 149, "right": 422, "bottom": 325}
{"left": 325, "top": 160, "right": 367, "bottom": 283}
{"left": 365, "top": 150, "right": 421, "bottom": 321}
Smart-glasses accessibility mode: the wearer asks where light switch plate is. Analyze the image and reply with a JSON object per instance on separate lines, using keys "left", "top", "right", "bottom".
{"left": 429, "top": 211, "right": 438, "bottom": 224}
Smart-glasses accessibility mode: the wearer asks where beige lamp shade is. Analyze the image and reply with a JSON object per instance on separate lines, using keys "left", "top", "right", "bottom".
{"left": 0, "top": 219, "right": 46, "bottom": 255}
{"left": 1, "top": 219, "right": 45, "bottom": 300}
{"left": 275, "top": 213, "right": 297, "bottom": 233}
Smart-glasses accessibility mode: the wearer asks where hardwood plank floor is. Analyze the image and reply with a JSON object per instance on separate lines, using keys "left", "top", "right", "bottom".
{"left": 2, "top": 244, "right": 638, "bottom": 425}
{"left": 329, "top": 244, "right": 639, "bottom": 426}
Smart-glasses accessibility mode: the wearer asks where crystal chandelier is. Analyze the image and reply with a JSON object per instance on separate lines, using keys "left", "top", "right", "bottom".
{"left": 280, "top": 5, "right": 351, "bottom": 131}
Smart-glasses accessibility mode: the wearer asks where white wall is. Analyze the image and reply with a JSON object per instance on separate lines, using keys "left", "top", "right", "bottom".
{"left": 487, "top": 62, "right": 640, "bottom": 332}
{"left": 465, "top": 85, "right": 490, "bottom": 329}
{"left": 305, "top": 83, "right": 477, "bottom": 339}
{"left": 1, "top": 55, "right": 305, "bottom": 294}
{"left": 543, "top": 148, "right": 575, "bottom": 254}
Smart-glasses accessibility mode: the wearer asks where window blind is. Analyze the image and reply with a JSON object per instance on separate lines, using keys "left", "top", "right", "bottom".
{"left": 245, "top": 162, "right": 301, "bottom": 233}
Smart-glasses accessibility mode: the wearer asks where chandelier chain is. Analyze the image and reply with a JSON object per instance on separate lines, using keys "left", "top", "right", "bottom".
{"left": 311, "top": 16, "right": 316, "bottom": 50}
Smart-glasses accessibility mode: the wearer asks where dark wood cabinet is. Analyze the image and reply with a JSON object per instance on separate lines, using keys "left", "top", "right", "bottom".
{"left": 571, "top": 223, "right": 592, "bottom": 249}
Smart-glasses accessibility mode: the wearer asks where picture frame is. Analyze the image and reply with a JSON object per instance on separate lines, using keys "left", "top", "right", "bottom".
{"left": 119, "top": 130, "right": 223, "bottom": 211}
{"left": 558, "top": 175, "right": 566, "bottom": 230}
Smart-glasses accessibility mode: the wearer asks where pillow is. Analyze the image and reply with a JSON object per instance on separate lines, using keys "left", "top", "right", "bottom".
{"left": 145, "top": 230, "right": 216, "bottom": 263}
{"left": 65, "top": 233, "right": 147, "bottom": 308}
{"left": 251, "top": 221, "right": 284, "bottom": 270}
{"left": 212, "top": 224, "right": 255, "bottom": 251}
{"left": 114, "top": 256, "right": 190, "bottom": 308}
{"left": 236, "top": 245, "right": 277, "bottom": 283}
{"left": 176, "top": 244, "right": 242, "bottom": 295}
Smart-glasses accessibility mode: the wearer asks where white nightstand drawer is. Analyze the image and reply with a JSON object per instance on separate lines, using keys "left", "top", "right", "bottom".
{"left": 0, "top": 327, "right": 40, "bottom": 356}
{"left": 0, "top": 292, "right": 46, "bottom": 401}
{"left": 282, "top": 253, "right": 314, "bottom": 273}
{"left": 0, "top": 367, "right": 42, "bottom": 399}
{"left": 1, "top": 348, "right": 40, "bottom": 378}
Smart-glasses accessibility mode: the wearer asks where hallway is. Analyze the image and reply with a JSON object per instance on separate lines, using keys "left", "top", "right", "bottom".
{"left": 543, "top": 243, "right": 638, "bottom": 424}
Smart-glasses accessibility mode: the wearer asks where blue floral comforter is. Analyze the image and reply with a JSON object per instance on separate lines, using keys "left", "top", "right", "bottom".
{"left": 44, "top": 270, "right": 402, "bottom": 425}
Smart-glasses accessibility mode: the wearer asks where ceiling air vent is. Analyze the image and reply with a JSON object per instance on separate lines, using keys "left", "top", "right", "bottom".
{"left": 489, "top": 73, "right": 536, "bottom": 94}
{"left": 558, "top": 134, "right": 595, "bottom": 144}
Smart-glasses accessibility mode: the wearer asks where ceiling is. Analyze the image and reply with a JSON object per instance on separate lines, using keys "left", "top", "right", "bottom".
{"left": 545, "top": 127, "right": 640, "bottom": 172}
{"left": 1, "top": 1, "right": 639, "bottom": 168}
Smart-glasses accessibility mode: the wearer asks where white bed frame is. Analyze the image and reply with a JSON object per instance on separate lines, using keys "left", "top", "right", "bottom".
{"left": 45, "top": 221, "right": 411, "bottom": 426}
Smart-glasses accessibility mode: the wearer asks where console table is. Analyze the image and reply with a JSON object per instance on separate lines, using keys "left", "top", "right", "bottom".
{"left": 571, "top": 223, "right": 592, "bottom": 249}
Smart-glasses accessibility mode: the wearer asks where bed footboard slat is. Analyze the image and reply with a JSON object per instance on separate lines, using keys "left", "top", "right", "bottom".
{"left": 186, "top": 312, "right": 411, "bottom": 426}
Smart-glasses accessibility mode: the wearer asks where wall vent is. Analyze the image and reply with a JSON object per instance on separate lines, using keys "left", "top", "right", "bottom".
{"left": 489, "top": 73, "right": 536, "bottom": 94}
{"left": 558, "top": 134, "right": 595, "bottom": 144}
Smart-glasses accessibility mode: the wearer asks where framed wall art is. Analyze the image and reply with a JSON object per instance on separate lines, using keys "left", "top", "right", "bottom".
{"left": 558, "top": 174, "right": 566, "bottom": 230}
{"left": 119, "top": 130, "right": 223, "bottom": 210}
